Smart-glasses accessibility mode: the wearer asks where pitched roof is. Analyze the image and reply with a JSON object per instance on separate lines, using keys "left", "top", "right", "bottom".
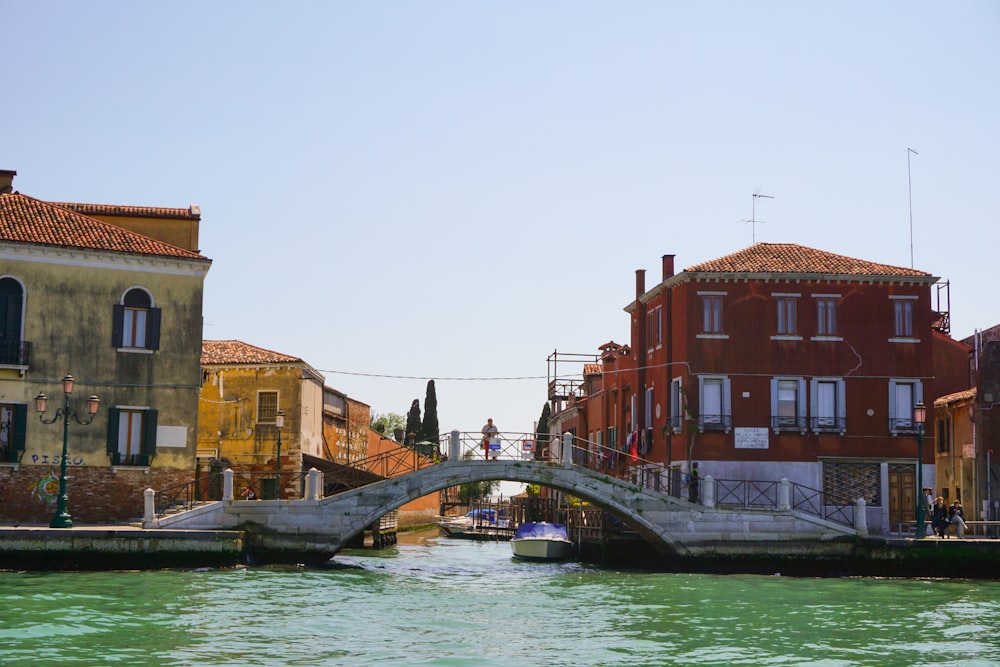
{"left": 934, "top": 388, "right": 976, "bottom": 407}
{"left": 48, "top": 201, "right": 201, "bottom": 221}
{"left": 685, "top": 243, "right": 931, "bottom": 277}
{"left": 202, "top": 340, "right": 304, "bottom": 365}
{"left": 0, "top": 193, "right": 208, "bottom": 261}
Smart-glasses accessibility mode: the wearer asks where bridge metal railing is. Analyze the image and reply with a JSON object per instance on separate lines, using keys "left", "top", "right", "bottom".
{"left": 714, "top": 478, "right": 855, "bottom": 527}
{"left": 323, "top": 443, "right": 443, "bottom": 492}
{"left": 153, "top": 469, "right": 310, "bottom": 517}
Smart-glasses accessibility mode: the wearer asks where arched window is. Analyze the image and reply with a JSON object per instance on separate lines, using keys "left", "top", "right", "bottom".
{"left": 112, "top": 288, "right": 161, "bottom": 350}
{"left": 0, "top": 277, "right": 27, "bottom": 365}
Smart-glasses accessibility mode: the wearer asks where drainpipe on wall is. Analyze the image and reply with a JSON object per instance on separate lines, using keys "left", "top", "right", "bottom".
{"left": 663, "top": 254, "right": 675, "bottom": 465}
{"left": 635, "top": 269, "right": 647, "bottom": 454}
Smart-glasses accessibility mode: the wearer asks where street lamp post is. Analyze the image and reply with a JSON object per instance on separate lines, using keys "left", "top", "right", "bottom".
{"left": 914, "top": 401, "right": 927, "bottom": 539}
{"left": 274, "top": 409, "right": 284, "bottom": 500}
{"left": 35, "top": 374, "right": 100, "bottom": 529}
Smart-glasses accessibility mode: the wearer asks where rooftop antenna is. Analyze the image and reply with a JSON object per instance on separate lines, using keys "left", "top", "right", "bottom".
{"left": 742, "top": 190, "right": 774, "bottom": 243}
{"left": 907, "top": 147, "right": 918, "bottom": 268}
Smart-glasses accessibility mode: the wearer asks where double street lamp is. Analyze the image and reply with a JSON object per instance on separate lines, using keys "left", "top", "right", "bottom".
{"left": 35, "top": 374, "right": 100, "bottom": 529}
{"left": 274, "top": 409, "right": 284, "bottom": 500}
{"left": 914, "top": 401, "right": 927, "bottom": 539}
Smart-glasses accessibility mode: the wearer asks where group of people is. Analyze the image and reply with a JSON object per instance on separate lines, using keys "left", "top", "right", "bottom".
{"left": 925, "top": 487, "right": 967, "bottom": 538}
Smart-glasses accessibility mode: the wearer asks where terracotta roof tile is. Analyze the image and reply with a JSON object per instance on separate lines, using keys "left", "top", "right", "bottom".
{"left": 0, "top": 193, "right": 208, "bottom": 261}
{"left": 685, "top": 243, "right": 930, "bottom": 277}
{"left": 583, "top": 363, "right": 603, "bottom": 376}
{"left": 934, "top": 388, "right": 976, "bottom": 407}
{"left": 48, "top": 201, "right": 200, "bottom": 220}
{"left": 202, "top": 340, "right": 304, "bottom": 365}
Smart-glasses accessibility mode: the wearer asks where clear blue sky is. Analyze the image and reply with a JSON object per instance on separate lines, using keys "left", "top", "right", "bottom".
{"left": 4, "top": 2, "right": 998, "bottom": 438}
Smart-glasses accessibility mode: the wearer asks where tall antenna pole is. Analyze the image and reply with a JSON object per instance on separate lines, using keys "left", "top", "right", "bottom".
{"left": 908, "top": 147, "right": 918, "bottom": 268}
{"left": 746, "top": 192, "right": 774, "bottom": 243}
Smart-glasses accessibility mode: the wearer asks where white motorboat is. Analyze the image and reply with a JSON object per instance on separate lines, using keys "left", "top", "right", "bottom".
{"left": 510, "top": 522, "right": 573, "bottom": 561}
{"left": 437, "top": 509, "right": 509, "bottom": 538}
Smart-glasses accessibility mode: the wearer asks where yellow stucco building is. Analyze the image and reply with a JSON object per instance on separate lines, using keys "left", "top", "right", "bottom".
{"left": 0, "top": 170, "right": 211, "bottom": 524}
{"left": 199, "top": 340, "right": 329, "bottom": 499}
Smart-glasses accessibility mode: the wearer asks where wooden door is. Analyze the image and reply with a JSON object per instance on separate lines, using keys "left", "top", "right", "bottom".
{"left": 888, "top": 467, "right": 915, "bottom": 527}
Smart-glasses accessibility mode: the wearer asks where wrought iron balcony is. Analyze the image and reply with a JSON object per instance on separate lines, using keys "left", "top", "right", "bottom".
{"left": 0, "top": 340, "right": 31, "bottom": 367}
{"left": 889, "top": 418, "right": 920, "bottom": 435}
{"left": 699, "top": 415, "right": 732, "bottom": 432}
{"left": 811, "top": 416, "right": 847, "bottom": 433}
{"left": 770, "top": 415, "right": 807, "bottom": 433}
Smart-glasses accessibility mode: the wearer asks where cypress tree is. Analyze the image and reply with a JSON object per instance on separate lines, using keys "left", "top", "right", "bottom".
{"left": 534, "top": 402, "right": 551, "bottom": 460}
{"left": 404, "top": 399, "right": 421, "bottom": 446}
{"left": 420, "top": 379, "right": 439, "bottom": 444}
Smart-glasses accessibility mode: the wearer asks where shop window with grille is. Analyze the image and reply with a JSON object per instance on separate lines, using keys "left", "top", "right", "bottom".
{"left": 823, "top": 461, "right": 880, "bottom": 506}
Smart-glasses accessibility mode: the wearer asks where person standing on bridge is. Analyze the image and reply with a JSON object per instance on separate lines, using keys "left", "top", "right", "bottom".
{"left": 482, "top": 418, "right": 498, "bottom": 460}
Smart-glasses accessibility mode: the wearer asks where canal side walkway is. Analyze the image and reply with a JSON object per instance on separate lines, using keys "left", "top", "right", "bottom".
{"left": 1, "top": 522, "right": 999, "bottom": 577}
{"left": 0, "top": 524, "right": 244, "bottom": 570}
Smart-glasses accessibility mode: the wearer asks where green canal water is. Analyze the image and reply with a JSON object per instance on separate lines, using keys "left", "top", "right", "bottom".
{"left": 1, "top": 530, "right": 999, "bottom": 666}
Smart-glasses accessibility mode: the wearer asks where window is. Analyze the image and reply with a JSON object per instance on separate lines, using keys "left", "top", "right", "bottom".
{"left": 888, "top": 379, "right": 923, "bottom": 434}
{"left": 810, "top": 378, "right": 846, "bottom": 432}
{"left": 937, "top": 417, "right": 951, "bottom": 454}
{"left": 893, "top": 299, "right": 914, "bottom": 338}
{"left": 770, "top": 378, "right": 806, "bottom": 432}
{"left": 107, "top": 407, "right": 157, "bottom": 466}
{"left": 702, "top": 295, "right": 723, "bottom": 333}
{"left": 646, "top": 307, "right": 662, "bottom": 349}
{"left": 606, "top": 426, "right": 617, "bottom": 451}
{"left": 698, "top": 376, "right": 731, "bottom": 431}
{"left": 816, "top": 298, "right": 837, "bottom": 336}
{"left": 112, "top": 288, "right": 161, "bottom": 351}
{"left": 644, "top": 387, "right": 654, "bottom": 429}
{"left": 0, "top": 403, "right": 27, "bottom": 463}
{"left": 776, "top": 297, "right": 797, "bottom": 335}
{"left": 0, "top": 277, "right": 28, "bottom": 366}
{"left": 669, "top": 377, "right": 683, "bottom": 432}
{"left": 257, "top": 391, "right": 279, "bottom": 423}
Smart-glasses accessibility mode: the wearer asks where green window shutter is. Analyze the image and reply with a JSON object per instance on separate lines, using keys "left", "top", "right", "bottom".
{"left": 142, "top": 409, "right": 158, "bottom": 465}
{"left": 106, "top": 407, "right": 120, "bottom": 464}
{"left": 111, "top": 305, "right": 124, "bottom": 347}
{"left": 12, "top": 403, "right": 27, "bottom": 452}
{"left": 146, "top": 308, "right": 161, "bottom": 350}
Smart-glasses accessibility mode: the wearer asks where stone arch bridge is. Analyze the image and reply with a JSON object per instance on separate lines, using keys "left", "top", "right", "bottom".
{"left": 149, "top": 433, "right": 861, "bottom": 565}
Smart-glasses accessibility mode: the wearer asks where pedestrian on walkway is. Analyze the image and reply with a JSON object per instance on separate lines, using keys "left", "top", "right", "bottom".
{"left": 949, "top": 501, "right": 967, "bottom": 538}
{"left": 482, "top": 418, "right": 498, "bottom": 460}
{"left": 931, "top": 497, "right": 950, "bottom": 538}
{"left": 688, "top": 462, "right": 700, "bottom": 503}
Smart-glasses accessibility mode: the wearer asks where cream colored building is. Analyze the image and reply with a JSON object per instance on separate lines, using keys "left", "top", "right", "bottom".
{"left": 0, "top": 170, "right": 211, "bottom": 524}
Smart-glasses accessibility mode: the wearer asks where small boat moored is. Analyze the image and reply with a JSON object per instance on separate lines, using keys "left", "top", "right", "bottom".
{"left": 437, "top": 508, "right": 509, "bottom": 539}
{"left": 510, "top": 522, "right": 573, "bottom": 561}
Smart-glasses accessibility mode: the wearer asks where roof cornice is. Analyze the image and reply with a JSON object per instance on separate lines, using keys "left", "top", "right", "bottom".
{"left": 0, "top": 240, "right": 211, "bottom": 277}
{"left": 625, "top": 270, "right": 939, "bottom": 312}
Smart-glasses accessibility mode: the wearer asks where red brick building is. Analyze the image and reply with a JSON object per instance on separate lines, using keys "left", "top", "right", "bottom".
{"left": 552, "top": 243, "right": 972, "bottom": 534}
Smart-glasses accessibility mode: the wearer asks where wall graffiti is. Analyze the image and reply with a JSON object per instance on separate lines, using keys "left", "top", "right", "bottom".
{"left": 30, "top": 454, "right": 84, "bottom": 466}
{"left": 31, "top": 471, "right": 60, "bottom": 504}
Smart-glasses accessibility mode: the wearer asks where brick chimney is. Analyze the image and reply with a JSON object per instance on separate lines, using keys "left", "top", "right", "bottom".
{"left": 662, "top": 254, "right": 675, "bottom": 281}
{"left": 0, "top": 170, "right": 16, "bottom": 194}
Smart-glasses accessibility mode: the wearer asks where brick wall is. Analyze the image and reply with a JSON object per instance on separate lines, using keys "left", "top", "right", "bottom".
{"left": 0, "top": 466, "right": 189, "bottom": 525}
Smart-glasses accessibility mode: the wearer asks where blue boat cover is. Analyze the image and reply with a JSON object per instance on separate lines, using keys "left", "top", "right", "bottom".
{"left": 513, "top": 522, "right": 568, "bottom": 540}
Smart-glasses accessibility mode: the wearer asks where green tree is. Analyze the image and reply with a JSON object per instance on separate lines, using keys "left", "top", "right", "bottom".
{"left": 534, "top": 402, "right": 551, "bottom": 460}
{"left": 419, "top": 379, "right": 439, "bottom": 443}
{"left": 404, "top": 399, "right": 421, "bottom": 445}
{"left": 370, "top": 412, "right": 405, "bottom": 438}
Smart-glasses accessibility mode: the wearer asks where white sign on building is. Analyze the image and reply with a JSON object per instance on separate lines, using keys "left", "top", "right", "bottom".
{"left": 735, "top": 427, "right": 769, "bottom": 449}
